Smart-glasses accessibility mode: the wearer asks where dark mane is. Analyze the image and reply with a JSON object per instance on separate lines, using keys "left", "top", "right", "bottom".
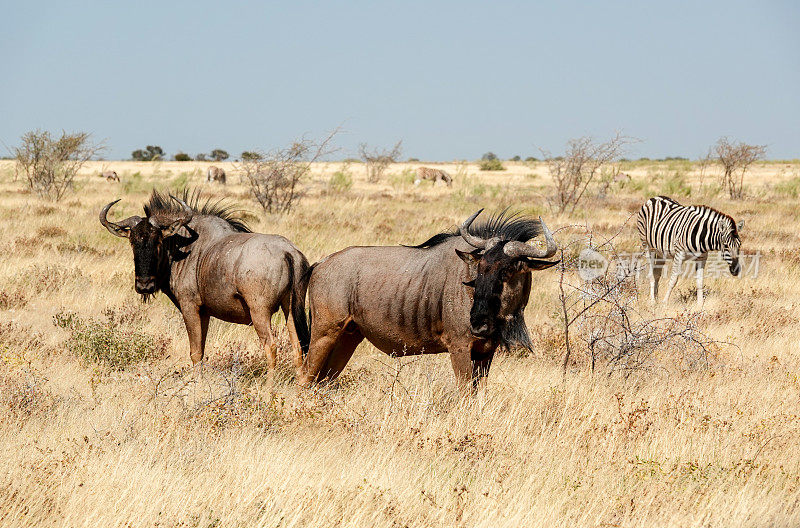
{"left": 408, "top": 209, "right": 543, "bottom": 248}
{"left": 144, "top": 188, "right": 251, "bottom": 233}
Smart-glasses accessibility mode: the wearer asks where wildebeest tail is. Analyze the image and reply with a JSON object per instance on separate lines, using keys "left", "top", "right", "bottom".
{"left": 286, "top": 254, "right": 312, "bottom": 356}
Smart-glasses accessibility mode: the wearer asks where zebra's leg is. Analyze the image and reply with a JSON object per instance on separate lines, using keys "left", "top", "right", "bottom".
{"left": 695, "top": 258, "right": 706, "bottom": 308}
{"left": 647, "top": 249, "right": 662, "bottom": 303}
{"left": 662, "top": 252, "right": 685, "bottom": 304}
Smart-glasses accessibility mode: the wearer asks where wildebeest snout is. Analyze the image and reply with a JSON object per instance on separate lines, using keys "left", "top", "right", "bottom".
{"left": 135, "top": 276, "right": 157, "bottom": 294}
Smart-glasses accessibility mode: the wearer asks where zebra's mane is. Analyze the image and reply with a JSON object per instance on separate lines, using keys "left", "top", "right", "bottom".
{"left": 407, "top": 209, "right": 543, "bottom": 248}
{"left": 144, "top": 188, "right": 251, "bottom": 233}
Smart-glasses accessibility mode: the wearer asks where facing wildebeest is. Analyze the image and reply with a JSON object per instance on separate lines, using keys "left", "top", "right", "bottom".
{"left": 415, "top": 166, "right": 452, "bottom": 186}
{"left": 207, "top": 166, "right": 226, "bottom": 184}
{"left": 101, "top": 170, "right": 120, "bottom": 182}
{"left": 99, "top": 189, "right": 310, "bottom": 374}
{"left": 298, "top": 209, "right": 559, "bottom": 392}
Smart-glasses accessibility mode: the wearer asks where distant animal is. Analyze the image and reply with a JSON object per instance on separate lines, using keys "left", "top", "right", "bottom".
{"left": 636, "top": 195, "right": 743, "bottom": 307}
{"left": 99, "top": 189, "right": 310, "bottom": 374}
{"left": 415, "top": 167, "right": 452, "bottom": 187}
{"left": 101, "top": 171, "right": 119, "bottom": 182}
{"left": 207, "top": 166, "right": 226, "bottom": 184}
{"left": 298, "top": 209, "right": 559, "bottom": 392}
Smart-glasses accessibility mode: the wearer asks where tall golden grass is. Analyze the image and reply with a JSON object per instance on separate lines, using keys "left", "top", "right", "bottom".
{"left": 1, "top": 159, "right": 799, "bottom": 527}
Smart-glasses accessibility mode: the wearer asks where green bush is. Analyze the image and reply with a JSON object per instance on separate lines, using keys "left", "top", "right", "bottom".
{"left": 328, "top": 170, "right": 353, "bottom": 192}
{"left": 173, "top": 152, "right": 192, "bottom": 161}
{"left": 479, "top": 159, "right": 505, "bottom": 171}
{"left": 775, "top": 177, "right": 800, "bottom": 198}
{"left": 53, "top": 309, "right": 168, "bottom": 369}
{"left": 390, "top": 168, "right": 417, "bottom": 187}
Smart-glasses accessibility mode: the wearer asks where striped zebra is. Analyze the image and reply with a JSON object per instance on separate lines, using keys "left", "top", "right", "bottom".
{"left": 636, "top": 196, "right": 743, "bottom": 306}
{"left": 415, "top": 167, "right": 452, "bottom": 187}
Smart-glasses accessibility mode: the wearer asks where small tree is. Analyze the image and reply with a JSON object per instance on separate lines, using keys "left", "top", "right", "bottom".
{"left": 239, "top": 129, "right": 338, "bottom": 214}
{"left": 131, "top": 145, "right": 165, "bottom": 161}
{"left": 195, "top": 153, "right": 207, "bottom": 161}
{"left": 241, "top": 151, "right": 261, "bottom": 161}
{"left": 210, "top": 149, "right": 229, "bottom": 162}
{"left": 510, "top": 155, "right": 521, "bottom": 162}
{"left": 359, "top": 141, "right": 402, "bottom": 183}
{"left": 173, "top": 152, "right": 192, "bottom": 161}
{"left": 481, "top": 152, "right": 498, "bottom": 161}
{"left": 714, "top": 137, "right": 766, "bottom": 199}
{"left": 542, "top": 132, "right": 634, "bottom": 214}
{"left": 14, "top": 130, "right": 104, "bottom": 201}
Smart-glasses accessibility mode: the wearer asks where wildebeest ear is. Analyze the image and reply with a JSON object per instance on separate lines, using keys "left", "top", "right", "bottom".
{"left": 159, "top": 220, "right": 186, "bottom": 238}
{"left": 455, "top": 248, "right": 481, "bottom": 263}
{"left": 521, "top": 258, "right": 560, "bottom": 271}
{"left": 737, "top": 220, "right": 745, "bottom": 232}
{"left": 462, "top": 279, "right": 476, "bottom": 288}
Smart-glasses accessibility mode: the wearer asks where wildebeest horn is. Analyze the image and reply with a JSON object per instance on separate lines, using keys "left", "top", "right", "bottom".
{"left": 99, "top": 199, "right": 141, "bottom": 238}
{"left": 459, "top": 209, "right": 487, "bottom": 248}
{"left": 170, "top": 195, "right": 193, "bottom": 225}
{"left": 503, "top": 217, "right": 558, "bottom": 259}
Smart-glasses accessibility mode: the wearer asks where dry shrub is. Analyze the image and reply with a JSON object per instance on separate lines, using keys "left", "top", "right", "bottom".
{"left": 53, "top": 309, "right": 169, "bottom": 369}
{"left": 557, "top": 230, "right": 724, "bottom": 375}
{"left": 714, "top": 137, "right": 766, "bottom": 199}
{"left": 359, "top": 141, "right": 403, "bottom": 183}
{"left": 240, "top": 129, "right": 338, "bottom": 214}
{"left": 542, "top": 132, "right": 635, "bottom": 213}
{"left": 13, "top": 130, "right": 104, "bottom": 201}
{"left": 13, "top": 264, "right": 86, "bottom": 295}
{"left": 36, "top": 225, "right": 67, "bottom": 238}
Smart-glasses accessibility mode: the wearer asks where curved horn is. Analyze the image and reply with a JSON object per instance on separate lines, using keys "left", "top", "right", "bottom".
{"left": 503, "top": 217, "right": 558, "bottom": 259}
{"left": 459, "top": 208, "right": 487, "bottom": 248}
{"left": 170, "top": 195, "right": 193, "bottom": 224}
{"left": 99, "top": 199, "right": 140, "bottom": 237}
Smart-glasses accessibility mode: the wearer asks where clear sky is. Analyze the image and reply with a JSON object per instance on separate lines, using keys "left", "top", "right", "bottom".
{"left": 1, "top": 1, "right": 798, "bottom": 160}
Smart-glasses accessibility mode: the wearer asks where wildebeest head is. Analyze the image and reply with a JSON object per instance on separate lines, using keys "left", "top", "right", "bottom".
{"left": 455, "top": 209, "right": 558, "bottom": 340}
{"left": 99, "top": 196, "right": 193, "bottom": 298}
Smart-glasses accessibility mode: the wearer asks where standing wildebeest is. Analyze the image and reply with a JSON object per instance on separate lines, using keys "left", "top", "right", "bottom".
{"left": 298, "top": 209, "right": 559, "bottom": 391}
{"left": 207, "top": 166, "right": 226, "bottom": 184}
{"left": 636, "top": 195, "right": 743, "bottom": 307}
{"left": 415, "top": 166, "right": 452, "bottom": 187}
{"left": 101, "top": 170, "right": 120, "bottom": 182}
{"left": 99, "top": 189, "right": 310, "bottom": 374}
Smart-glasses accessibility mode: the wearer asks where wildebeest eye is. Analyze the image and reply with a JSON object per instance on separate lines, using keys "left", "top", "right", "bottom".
{"left": 462, "top": 279, "right": 476, "bottom": 288}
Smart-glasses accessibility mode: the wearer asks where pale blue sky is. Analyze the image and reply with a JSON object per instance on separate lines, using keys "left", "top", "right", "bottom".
{"left": 1, "top": 1, "right": 798, "bottom": 160}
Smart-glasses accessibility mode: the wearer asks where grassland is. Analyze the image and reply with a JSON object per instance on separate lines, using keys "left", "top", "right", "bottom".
{"left": 1, "top": 158, "right": 800, "bottom": 527}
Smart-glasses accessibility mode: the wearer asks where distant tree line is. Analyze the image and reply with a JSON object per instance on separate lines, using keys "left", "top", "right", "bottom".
{"left": 130, "top": 146, "right": 231, "bottom": 162}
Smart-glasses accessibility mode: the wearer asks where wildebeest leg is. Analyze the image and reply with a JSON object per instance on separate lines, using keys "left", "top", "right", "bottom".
{"left": 281, "top": 299, "right": 304, "bottom": 376}
{"left": 251, "top": 308, "right": 278, "bottom": 376}
{"left": 320, "top": 330, "right": 363, "bottom": 381}
{"left": 449, "top": 349, "right": 473, "bottom": 395}
{"left": 182, "top": 307, "right": 209, "bottom": 365}
{"left": 471, "top": 355, "right": 493, "bottom": 394}
{"left": 299, "top": 325, "right": 362, "bottom": 386}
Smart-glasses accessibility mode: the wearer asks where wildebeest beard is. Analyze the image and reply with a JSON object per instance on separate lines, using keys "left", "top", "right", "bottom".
{"left": 498, "top": 311, "right": 534, "bottom": 355}
{"left": 139, "top": 291, "right": 156, "bottom": 304}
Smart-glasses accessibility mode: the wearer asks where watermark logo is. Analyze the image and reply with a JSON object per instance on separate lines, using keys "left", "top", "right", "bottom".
{"left": 578, "top": 248, "right": 608, "bottom": 281}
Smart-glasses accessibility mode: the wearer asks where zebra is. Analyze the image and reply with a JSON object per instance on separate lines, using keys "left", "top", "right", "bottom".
{"left": 636, "top": 196, "right": 743, "bottom": 306}
{"left": 415, "top": 167, "right": 452, "bottom": 187}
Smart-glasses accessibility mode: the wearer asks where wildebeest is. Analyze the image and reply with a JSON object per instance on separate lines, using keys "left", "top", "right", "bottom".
{"left": 99, "top": 189, "right": 310, "bottom": 374}
{"left": 101, "top": 170, "right": 120, "bottom": 182}
{"left": 207, "top": 166, "right": 226, "bottom": 184}
{"left": 415, "top": 166, "right": 452, "bottom": 187}
{"left": 298, "top": 209, "right": 559, "bottom": 392}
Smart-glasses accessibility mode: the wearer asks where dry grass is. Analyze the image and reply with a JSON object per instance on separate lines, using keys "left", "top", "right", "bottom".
{"left": 1, "top": 159, "right": 800, "bottom": 527}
